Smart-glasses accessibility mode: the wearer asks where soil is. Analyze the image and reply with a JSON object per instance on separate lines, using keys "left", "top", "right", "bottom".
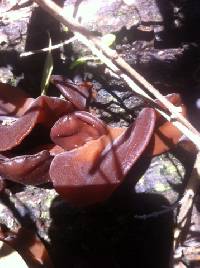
{"left": 0, "top": 1, "right": 200, "bottom": 267}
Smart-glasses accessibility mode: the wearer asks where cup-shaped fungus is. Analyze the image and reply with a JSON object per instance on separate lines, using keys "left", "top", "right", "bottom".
{"left": 0, "top": 82, "right": 33, "bottom": 116}
{"left": 0, "top": 83, "right": 76, "bottom": 185}
{"left": 50, "top": 111, "right": 109, "bottom": 150}
{"left": 50, "top": 108, "right": 156, "bottom": 206}
{"left": 0, "top": 81, "right": 188, "bottom": 206}
{"left": 0, "top": 150, "right": 52, "bottom": 185}
{"left": 50, "top": 75, "right": 93, "bottom": 110}
{"left": 0, "top": 96, "right": 74, "bottom": 151}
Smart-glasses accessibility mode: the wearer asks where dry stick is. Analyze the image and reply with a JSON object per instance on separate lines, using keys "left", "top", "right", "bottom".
{"left": 34, "top": 0, "right": 200, "bottom": 149}
{"left": 76, "top": 33, "right": 200, "bottom": 146}
{"left": 174, "top": 152, "right": 200, "bottom": 250}
{"left": 99, "top": 42, "right": 200, "bottom": 136}
{"left": 20, "top": 36, "right": 77, "bottom": 57}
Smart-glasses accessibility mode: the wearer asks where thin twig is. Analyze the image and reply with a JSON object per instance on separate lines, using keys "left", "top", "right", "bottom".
{"left": 134, "top": 202, "right": 179, "bottom": 220}
{"left": 94, "top": 40, "right": 200, "bottom": 136}
{"left": 174, "top": 152, "right": 200, "bottom": 250}
{"left": 20, "top": 36, "right": 77, "bottom": 57}
{"left": 33, "top": 0, "right": 200, "bottom": 149}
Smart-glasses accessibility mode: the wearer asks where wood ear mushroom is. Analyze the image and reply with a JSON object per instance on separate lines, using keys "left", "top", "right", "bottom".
{"left": 50, "top": 75, "right": 93, "bottom": 110}
{"left": 49, "top": 108, "right": 156, "bottom": 206}
{"left": 0, "top": 81, "right": 187, "bottom": 206}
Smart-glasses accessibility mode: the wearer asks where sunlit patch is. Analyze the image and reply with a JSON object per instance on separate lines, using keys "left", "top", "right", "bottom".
{"left": 0, "top": 116, "right": 17, "bottom": 126}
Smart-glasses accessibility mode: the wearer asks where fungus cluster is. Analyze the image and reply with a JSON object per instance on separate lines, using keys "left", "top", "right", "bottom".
{"left": 0, "top": 77, "right": 186, "bottom": 206}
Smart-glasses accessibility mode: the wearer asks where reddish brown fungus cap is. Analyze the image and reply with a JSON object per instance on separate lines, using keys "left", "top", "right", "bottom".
{"left": 50, "top": 108, "right": 156, "bottom": 206}
{"left": 50, "top": 111, "right": 108, "bottom": 150}
{"left": 51, "top": 75, "right": 92, "bottom": 110}
{"left": 0, "top": 112, "right": 40, "bottom": 152}
{"left": 0, "top": 82, "right": 34, "bottom": 116}
{"left": 0, "top": 150, "right": 51, "bottom": 185}
{"left": 0, "top": 96, "right": 74, "bottom": 152}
